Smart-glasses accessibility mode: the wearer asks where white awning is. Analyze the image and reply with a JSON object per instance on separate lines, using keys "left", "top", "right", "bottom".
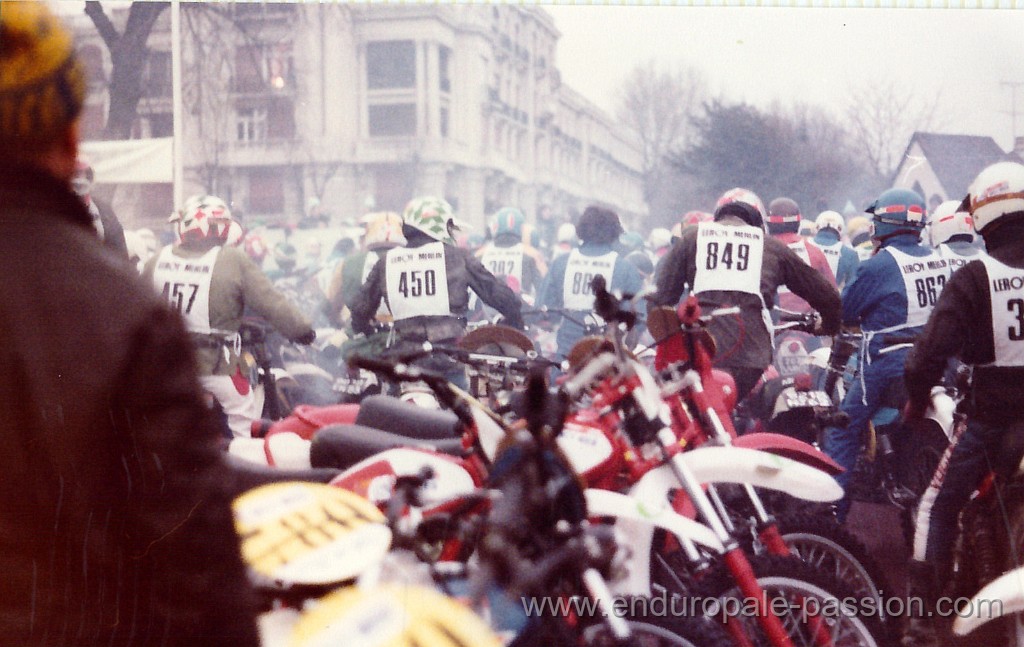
{"left": 80, "top": 138, "right": 173, "bottom": 184}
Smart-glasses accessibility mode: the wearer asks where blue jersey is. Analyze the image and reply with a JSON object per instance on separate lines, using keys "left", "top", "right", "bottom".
{"left": 842, "top": 234, "right": 950, "bottom": 358}
{"left": 537, "top": 242, "right": 645, "bottom": 358}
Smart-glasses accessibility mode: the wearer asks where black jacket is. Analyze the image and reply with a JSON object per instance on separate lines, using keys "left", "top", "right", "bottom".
{"left": 351, "top": 230, "right": 524, "bottom": 339}
{"left": 652, "top": 216, "right": 841, "bottom": 369}
{"left": 0, "top": 163, "right": 259, "bottom": 646}
{"left": 906, "top": 219, "right": 1024, "bottom": 424}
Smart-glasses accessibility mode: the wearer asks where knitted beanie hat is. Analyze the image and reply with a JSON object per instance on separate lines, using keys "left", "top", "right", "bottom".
{"left": 0, "top": 1, "right": 86, "bottom": 147}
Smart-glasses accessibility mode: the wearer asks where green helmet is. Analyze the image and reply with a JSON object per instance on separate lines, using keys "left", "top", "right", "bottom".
{"left": 402, "top": 196, "right": 457, "bottom": 243}
{"left": 489, "top": 207, "right": 526, "bottom": 239}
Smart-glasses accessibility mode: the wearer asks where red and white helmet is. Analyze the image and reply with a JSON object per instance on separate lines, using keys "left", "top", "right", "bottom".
{"left": 928, "top": 200, "right": 975, "bottom": 246}
{"left": 966, "top": 161, "right": 1024, "bottom": 235}
{"left": 714, "top": 188, "right": 767, "bottom": 230}
{"left": 170, "top": 194, "right": 236, "bottom": 246}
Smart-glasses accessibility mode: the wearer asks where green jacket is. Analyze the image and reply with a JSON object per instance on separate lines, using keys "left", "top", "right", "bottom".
{"left": 144, "top": 244, "right": 313, "bottom": 376}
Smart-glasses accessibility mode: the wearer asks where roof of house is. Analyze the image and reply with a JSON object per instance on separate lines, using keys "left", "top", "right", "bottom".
{"left": 896, "top": 132, "right": 1023, "bottom": 199}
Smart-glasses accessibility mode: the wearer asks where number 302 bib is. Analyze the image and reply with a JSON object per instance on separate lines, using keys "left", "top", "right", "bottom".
{"left": 692, "top": 222, "right": 764, "bottom": 296}
{"left": 384, "top": 242, "right": 452, "bottom": 320}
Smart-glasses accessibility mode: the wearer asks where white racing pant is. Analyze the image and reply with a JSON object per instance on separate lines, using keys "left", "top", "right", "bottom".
{"left": 201, "top": 374, "right": 263, "bottom": 438}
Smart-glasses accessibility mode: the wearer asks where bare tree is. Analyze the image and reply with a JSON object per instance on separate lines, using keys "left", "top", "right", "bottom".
{"left": 615, "top": 59, "right": 707, "bottom": 225}
{"left": 84, "top": 1, "right": 168, "bottom": 140}
{"left": 844, "top": 80, "right": 943, "bottom": 184}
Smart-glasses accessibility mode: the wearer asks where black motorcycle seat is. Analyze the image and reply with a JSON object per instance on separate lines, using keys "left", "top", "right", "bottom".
{"left": 309, "top": 423, "right": 464, "bottom": 470}
{"left": 355, "top": 395, "right": 461, "bottom": 439}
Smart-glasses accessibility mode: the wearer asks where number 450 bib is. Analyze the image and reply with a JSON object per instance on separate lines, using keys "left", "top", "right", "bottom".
{"left": 384, "top": 242, "right": 452, "bottom": 320}
{"left": 692, "top": 222, "right": 764, "bottom": 296}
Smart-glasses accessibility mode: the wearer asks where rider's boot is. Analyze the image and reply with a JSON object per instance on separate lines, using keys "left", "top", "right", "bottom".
{"left": 901, "top": 560, "right": 940, "bottom": 647}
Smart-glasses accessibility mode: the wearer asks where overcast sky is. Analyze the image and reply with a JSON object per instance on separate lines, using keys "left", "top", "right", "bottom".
{"left": 546, "top": 5, "right": 1024, "bottom": 151}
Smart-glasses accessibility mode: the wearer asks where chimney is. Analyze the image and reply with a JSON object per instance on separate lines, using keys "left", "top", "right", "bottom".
{"left": 1015, "top": 136, "right": 1024, "bottom": 158}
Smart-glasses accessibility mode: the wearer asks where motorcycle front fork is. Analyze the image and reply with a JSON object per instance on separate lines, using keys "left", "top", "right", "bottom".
{"left": 876, "top": 429, "right": 917, "bottom": 509}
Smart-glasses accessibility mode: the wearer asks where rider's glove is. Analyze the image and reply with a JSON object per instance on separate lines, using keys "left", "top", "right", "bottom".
{"left": 291, "top": 329, "right": 317, "bottom": 345}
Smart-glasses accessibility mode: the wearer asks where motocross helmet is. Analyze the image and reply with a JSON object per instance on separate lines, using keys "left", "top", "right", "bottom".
{"left": 274, "top": 241, "right": 298, "bottom": 272}
{"left": 401, "top": 196, "right": 457, "bottom": 244}
{"left": 244, "top": 232, "right": 269, "bottom": 265}
{"left": 488, "top": 207, "right": 526, "bottom": 239}
{"left": 815, "top": 210, "right": 845, "bottom": 237}
{"left": 866, "top": 188, "right": 926, "bottom": 242}
{"left": 648, "top": 227, "right": 672, "bottom": 252}
{"left": 928, "top": 200, "right": 975, "bottom": 246}
{"left": 618, "top": 230, "right": 645, "bottom": 253}
{"left": 170, "top": 194, "right": 235, "bottom": 247}
{"left": 847, "top": 215, "right": 873, "bottom": 246}
{"left": 556, "top": 223, "right": 577, "bottom": 244}
{"left": 767, "top": 197, "right": 801, "bottom": 235}
{"left": 965, "top": 161, "right": 1024, "bottom": 236}
{"left": 681, "top": 210, "right": 713, "bottom": 228}
{"left": 714, "top": 188, "right": 767, "bottom": 230}
{"left": 361, "top": 211, "right": 407, "bottom": 251}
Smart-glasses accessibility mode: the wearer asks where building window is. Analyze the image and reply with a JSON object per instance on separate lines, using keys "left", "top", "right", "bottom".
{"left": 249, "top": 167, "right": 284, "bottom": 214}
{"left": 367, "top": 41, "right": 415, "bottom": 89}
{"left": 439, "top": 46, "right": 451, "bottom": 94}
{"left": 234, "top": 43, "right": 294, "bottom": 93}
{"left": 369, "top": 103, "right": 416, "bottom": 137}
{"left": 440, "top": 106, "right": 449, "bottom": 138}
{"left": 236, "top": 107, "right": 267, "bottom": 142}
{"left": 267, "top": 98, "right": 295, "bottom": 139}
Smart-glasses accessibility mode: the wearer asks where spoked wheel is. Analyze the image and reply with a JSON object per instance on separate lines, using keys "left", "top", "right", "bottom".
{"left": 582, "top": 611, "right": 733, "bottom": 647}
{"left": 774, "top": 513, "right": 895, "bottom": 635}
{"left": 692, "top": 555, "right": 884, "bottom": 647}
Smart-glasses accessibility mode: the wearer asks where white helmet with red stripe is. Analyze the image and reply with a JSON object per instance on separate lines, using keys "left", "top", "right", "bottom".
{"left": 170, "top": 194, "right": 236, "bottom": 247}
{"left": 966, "top": 161, "right": 1024, "bottom": 235}
{"left": 928, "top": 200, "right": 975, "bottom": 246}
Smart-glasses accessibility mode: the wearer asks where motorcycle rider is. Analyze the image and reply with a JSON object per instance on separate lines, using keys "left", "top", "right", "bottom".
{"left": 326, "top": 211, "right": 406, "bottom": 327}
{"left": 928, "top": 199, "right": 988, "bottom": 272}
{"left": 349, "top": 196, "right": 524, "bottom": 385}
{"left": 651, "top": 188, "right": 841, "bottom": 401}
{"left": 822, "top": 188, "right": 951, "bottom": 522}
{"left": 145, "top": 195, "right": 316, "bottom": 438}
{"left": 809, "top": 210, "right": 860, "bottom": 290}
{"left": 0, "top": 4, "right": 259, "bottom": 643}
{"left": 902, "top": 161, "right": 1024, "bottom": 646}
{"left": 766, "top": 197, "right": 837, "bottom": 314}
{"left": 847, "top": 214, "right": 877, "bottom": 261}
{"left": 476, "top": 206, "right": 547, "bottom": 300}
{"left": 537, "top": 205, "right": 646, "bottom": 361}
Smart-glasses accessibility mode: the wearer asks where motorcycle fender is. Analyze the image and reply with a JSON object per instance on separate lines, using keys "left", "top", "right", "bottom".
{"left": 732, "top": 432, "right": 844, "bottom": 476}
{"left": 584, "top": 489, "right": 723, "bottom": 553}
{"left": 558, "top": 423, "right": 616, "bottom": 481}
{"left": 330, "top": 448, "right": 475, "bottom": 506}
{"left": 952, "top": 565, "right": 1024, "bottom": 636}
{"left": 680, "top": 446, "right": 843, "bottom": 503}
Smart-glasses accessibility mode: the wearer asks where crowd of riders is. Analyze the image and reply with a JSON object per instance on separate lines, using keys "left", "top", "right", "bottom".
{"left": 17, "top": 3, "right": 1024, "bottom": 644}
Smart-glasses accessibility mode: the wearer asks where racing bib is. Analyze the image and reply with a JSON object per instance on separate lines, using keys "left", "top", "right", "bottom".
{"left": 982, "top": 256, "right": 1024, "bottom": 367}
{"left": 692, "top": 222, "right": 764, "bottom": 296}
{"left": 813, "top": 240, "right": 843, "bottom": 279}
{"left": 884, "top": 247, "right": 950, "bottom": 328}
{"left": 480, "top": 243, "right": 524, "bottom": 292}
{"left": 152, "top": 245, "right": 219, "bottom": 334}
{"left": 384, "top": 242, "right": 452, "bottom": 321}
{"left": 562, "top": 249, "right": 617, "bottom": 311}
{"left": 938, "top": 244, "right": 982, "bottom": 273}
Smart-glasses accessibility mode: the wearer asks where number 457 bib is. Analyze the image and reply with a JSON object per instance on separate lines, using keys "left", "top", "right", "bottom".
{"left": 384, "top": 242, "right": 452, "bottom": 320}
{"left": 692, "top": 222, "right": 764, "bottom": 296}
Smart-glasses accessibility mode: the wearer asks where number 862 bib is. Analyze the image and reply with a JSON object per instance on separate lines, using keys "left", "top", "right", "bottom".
{"left": 384, "top": 242, "right": 452, "bottom": 320}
